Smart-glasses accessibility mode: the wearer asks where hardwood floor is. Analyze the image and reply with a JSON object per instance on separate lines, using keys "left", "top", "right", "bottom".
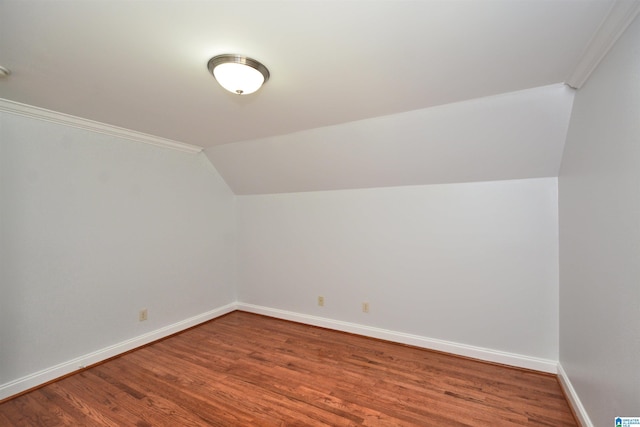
{"left": 0, "top": 311, "right": 577, "bottom": 426}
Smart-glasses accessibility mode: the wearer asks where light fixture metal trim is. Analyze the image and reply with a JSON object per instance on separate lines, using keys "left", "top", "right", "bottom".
{"left": 207, "top": 54, "right": 270, "bottom": 95}
{"left": 0, "top": 66, "right": 11, "bottom": 77}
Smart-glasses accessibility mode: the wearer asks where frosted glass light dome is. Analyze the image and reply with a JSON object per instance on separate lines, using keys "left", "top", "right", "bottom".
{"left": 208, "top": 55, "right": 270, "bottom": 95}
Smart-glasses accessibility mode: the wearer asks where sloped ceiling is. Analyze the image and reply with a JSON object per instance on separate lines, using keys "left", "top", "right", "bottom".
{"left": 208, "top": 84, "right": 575, "bottom": 194}
{"left": 0, "top": 0, "right": 633, "bottom": 194}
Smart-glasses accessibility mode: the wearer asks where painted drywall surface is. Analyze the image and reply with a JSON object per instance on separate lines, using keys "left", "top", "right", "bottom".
{"left": 0, "top": 112, "right": 236, "bottom": 385}
{"left": 237, "top": 178, "right": 559, "bottom": 359}
{"left": 207, "top": 84, "right": 574, "bottom": 195}
{"left": 558, "top": 14, "right": 640, "bottom": 426}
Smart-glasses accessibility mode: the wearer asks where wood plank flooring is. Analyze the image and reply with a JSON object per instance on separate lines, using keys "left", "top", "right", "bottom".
{"left": 0, "top": 311, "right": 577, "bottom": 426}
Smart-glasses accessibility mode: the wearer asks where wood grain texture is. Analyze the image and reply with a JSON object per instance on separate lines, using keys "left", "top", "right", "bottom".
{"left": 0, "top": 311, "right": 577, "bottom": 426}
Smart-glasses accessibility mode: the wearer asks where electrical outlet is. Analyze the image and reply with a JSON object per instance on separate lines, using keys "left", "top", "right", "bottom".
{"left": 318, "top": 296, "right": 324, "bottom": 307}
{"left": 139, "top": 308, "right": 148, "bottom": 321}
{"left": 362, "top": 302, "right": 369, "bottom": 313}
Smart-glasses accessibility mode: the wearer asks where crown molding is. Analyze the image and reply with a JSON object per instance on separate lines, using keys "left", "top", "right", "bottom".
{"left": 565, "top": 0, "right": 640, "bottom": 89}
{"left": 0, "top": 98, "right": 203, "bottom": 153}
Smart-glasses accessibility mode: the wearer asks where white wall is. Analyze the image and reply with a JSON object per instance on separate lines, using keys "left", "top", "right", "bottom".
{"left": 0, "top": 112, "right": 236, "bottom": 394}
{"left": 558, "top": 14, "right": 640, "bottom": 427}
{"left": 237, "top": 178, "right": 559, "bottom": 361}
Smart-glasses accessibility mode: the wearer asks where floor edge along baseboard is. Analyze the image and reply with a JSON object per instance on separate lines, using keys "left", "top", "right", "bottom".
{"left": 0, "top": 303, "right": 237, "bottom": 402}
{"left": 557, "top": 363, "right": 594, "bottom": 427}
{"left": 1, "top": 301, "right": 559, "bottom": 402}
{"left": 236, "top": 303, "right": 558, "bottom": 374}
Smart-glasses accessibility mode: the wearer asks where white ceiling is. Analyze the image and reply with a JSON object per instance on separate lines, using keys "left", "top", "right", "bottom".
{"left": 0, "top": 0, "right": 633, "bottom": 194}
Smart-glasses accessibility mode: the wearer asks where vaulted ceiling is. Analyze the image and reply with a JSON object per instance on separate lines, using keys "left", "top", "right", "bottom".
{"left": 1, "top": 1, "right": 635, "bottom": 194}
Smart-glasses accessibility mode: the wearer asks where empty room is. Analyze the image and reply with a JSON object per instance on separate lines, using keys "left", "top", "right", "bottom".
{"left": 1, "top": 1, "right": 638, "bottom": 426}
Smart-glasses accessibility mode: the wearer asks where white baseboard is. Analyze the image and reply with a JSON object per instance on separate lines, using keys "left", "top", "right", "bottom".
{"left": 557, "top": 363, "right": 593, "bottom": 427}
{"left": 1, "top": 302, "right": 561, "bottom": 402}
{"left": 237, "top": 303, "right": 558, "bottom": 374}
{"left": 0, "top": 302, "right": 236, "bottom": 401}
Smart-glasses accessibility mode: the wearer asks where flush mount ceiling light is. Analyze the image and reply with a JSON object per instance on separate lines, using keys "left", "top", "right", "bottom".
{"left": 207, "top": 54, "right": 270, "bottom": 95}
{"left": 0, "top": 66, "right": 11, "bottom": 77}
